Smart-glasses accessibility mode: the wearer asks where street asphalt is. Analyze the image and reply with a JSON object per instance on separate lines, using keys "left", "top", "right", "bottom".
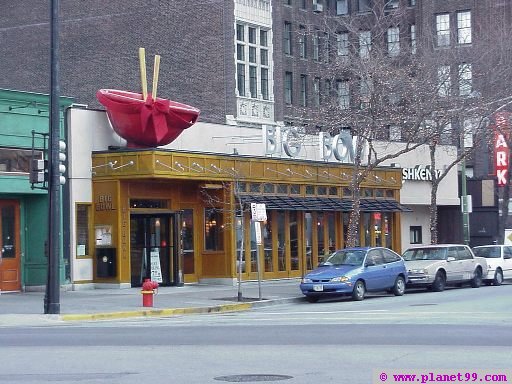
{"left": 0, "top": 279, "right": 304, "bottom": 326}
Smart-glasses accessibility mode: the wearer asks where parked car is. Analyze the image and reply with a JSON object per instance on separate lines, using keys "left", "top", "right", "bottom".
{"left": 472, "top": 245, "right": 512, "bottom": 286}
{"left": 402, "top": 244, "right": 488, "bottom": 292}
{"left": 300, "top": 247, "right": 408, "bottom": 302}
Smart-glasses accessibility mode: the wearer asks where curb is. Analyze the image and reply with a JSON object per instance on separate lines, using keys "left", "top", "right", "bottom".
{"left": 60, "top": 296, "right": 304, "bottom": 322}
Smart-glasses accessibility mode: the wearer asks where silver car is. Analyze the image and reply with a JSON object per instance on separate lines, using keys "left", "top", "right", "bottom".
{"left": 402, "top": 244, "right": 488, "bottom": 292}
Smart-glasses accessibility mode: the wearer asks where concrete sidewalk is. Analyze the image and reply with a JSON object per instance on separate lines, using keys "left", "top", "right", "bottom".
{"left": 0, "top": 279, "right": 304, "bottom": 326}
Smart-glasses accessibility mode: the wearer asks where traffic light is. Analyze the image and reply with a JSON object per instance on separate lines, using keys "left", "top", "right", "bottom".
{"left": 58, "top": 139, "right": 66, "bottom": 185}
{"left": 30, "top": 158, "right": 47, "bottom": 184}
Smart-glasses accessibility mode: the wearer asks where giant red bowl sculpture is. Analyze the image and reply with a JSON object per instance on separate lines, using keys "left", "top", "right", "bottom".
{"left": 96, "top": 89, "right": 200, "bottom": 148}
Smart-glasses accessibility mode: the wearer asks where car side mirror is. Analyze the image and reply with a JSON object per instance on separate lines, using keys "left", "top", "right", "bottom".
{"left": 447, "top": 256, "right": 456, "bottom": 262}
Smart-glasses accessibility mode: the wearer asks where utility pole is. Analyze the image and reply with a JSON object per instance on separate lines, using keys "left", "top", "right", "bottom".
{"left": 460, "top": 132, "right": 470, "bottom": 246}
{"left": 44, "top": 0, "right": 61, "bottom": 314}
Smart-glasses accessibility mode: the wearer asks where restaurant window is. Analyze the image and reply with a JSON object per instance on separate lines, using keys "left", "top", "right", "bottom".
{"left": 317, "top": 186, "right": 327, "bottom": 195}
{"left": 204, "top": 208, "right": 224, "bottom": 251}
{"left": 373, "top": 212, "right": 382, "bottom": 247}
{"left": 329, "top": 187, "right": 338, "bottom": 196}
{"left": 317, "top": 212, "right": 326, "bottom": 258}
{"left": 236, "top": 182, "right": 247, "bottom": 193}
{"left": 263, "top": 183, "right": 275, "bottom": 193}
{"left": 76, "top": 204, "right": 91, "bottom": 257}
{"left": 386, "top": 189, "right": 395, "bottom": 198}
{"left": 375, "top": 189, "right": 384, "bottom": 198}
{"left": 277, "top": 211, "right": 286, "bottom": 271}
{"left": 250, "top": 183, "right": 261, "bottom": 193}
{"left": 290, "top": 211, "right": 299, "bottom": 270}
{"left": 343, "top": 187, "right": 352, "bottom": 197}
{"left": 290, "top": 185, "right": 301, "bottom": 195}
{"left": 305, "top": 212, "right": 313, "bottom": 270}
{"left": 277, "top": 184, "right": 288, "bottom": 194}
{"left": 182, "top": 209, "right": 195, "bottom": 274}
{"left": 363, "top": 188, "right": 373, "bottom": 198}
{"left": 384, "top": 213, "right": 393, "bottom": 248}
{"left": 363, "top": 212, "right": 371, "bottom": 246}
{"left": 263, "top": 213, "right": 273, "bottom": 272}
{"left": 327, "top": 211, "right": 335, "bottom": 253}
{"left": 306, "top": 185, "right": 315, "bottom": 195}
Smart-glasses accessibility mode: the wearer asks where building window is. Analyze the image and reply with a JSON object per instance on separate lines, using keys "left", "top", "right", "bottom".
{"left": 261, "top": 68, "right": 269, "bottom": 100}
{"left": 313, "top": 78, "right": 320, "bottom": 107}
{"left": 324, "top": 33, "right": 330, "bottom": 63}
{"left": 300, "top": 74, "right": 308, "bottom": 107}
{"left": 410, "top": 226, "right": 422, "bottom": 244}
{"left": 284, "top": 22, "right": 292, "bottom": 55}
{"left": 236, "top": 23, "right": 271, "bottom": 101}
{"left": 306, "top": 185, "right": 315, "bottom": 195}
{"left": 438, "top": 65, "right": 451, "bottom": 97}
{"left": 237, "top": 63, "right": 245, "bottom": 96}
{"left": 387, "top": 27, "right": 400, "bottom": 56}
{"left": 284, "top": 0, "right": 292, "bottom": 5}
{"left": 249, "top": 66, "right": 257, "bottom": 98}
{"left": 236, "top": 24, "right": 244, "bottom": 41}
{"left": 459, "top": 63, "right": 472, "bottom": 96}
{"left": 337, "top": 0, "right": 348, "bottom": 15}
{"left": 182, "top": 209, "right": 195, "bottom": 274}
{"left": 360, "top": 77, "right": 372, "bottom": 108}
{"left": 299, "top": 25, "right": 307, "bottom": 59}
{"left": 410, "top": 24, "right": 416, "bottom": 54}
{"left": 0, "top": 148, "right": 41, "bottom": 174}
{"left": 457, "top": 11, "right": 472, "bottom": 45}
{"left": 436, "top": 14, "right": 450, "bottom": 47}
{"left": 313, "top": 31, "right": 320, "bottom": 61}
{"left": 389, "top": 125, "right": 401, "bottom": 141}
{"left": 204, "top": 208, "right": 224, "bottom": 251}
{"left": 336, "top": 32, "right": 349, "bottom": 62}
{"left": 300, "top": 0, "right": 307, "bottom": 9}
{"left": 285, "top": 72, "right": 293, "bottom": 105}
{"left": 359, "top": 31, "right": 371, "bottom": 58}
{"left": 384, "top": 0, "right": 399, "bottom": 12}
{"left": 409, "top": 0, "right": 416, "bottom": 6}
{"left": 337, "top": 79, "right": 350, "bottom": 109}
{"left": 76, "top": 204, "right": 91, "bottom": 257}
{"left": 358, "top": 0, "right": 371, "bottom": 12}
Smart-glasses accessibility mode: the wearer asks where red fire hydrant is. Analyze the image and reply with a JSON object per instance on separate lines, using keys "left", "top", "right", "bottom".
{"left": 141, "top": 278, "right": 158, "bottom": 307}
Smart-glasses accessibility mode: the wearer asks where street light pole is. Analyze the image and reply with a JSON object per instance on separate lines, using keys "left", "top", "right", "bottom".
{"left": 44, "top": 0, "right": 61, "bottom": 314}
{"left": 461, "top": 132, "right": 470, "bottom": 246}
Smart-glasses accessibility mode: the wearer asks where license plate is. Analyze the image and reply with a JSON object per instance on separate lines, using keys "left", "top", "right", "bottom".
{"left": 313, "top": 284, "right": 324, "bottom": 292}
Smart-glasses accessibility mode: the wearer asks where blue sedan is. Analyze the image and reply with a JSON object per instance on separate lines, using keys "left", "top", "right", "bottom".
{"left": 300, "top": 247, "right": 408, "bottom": 302}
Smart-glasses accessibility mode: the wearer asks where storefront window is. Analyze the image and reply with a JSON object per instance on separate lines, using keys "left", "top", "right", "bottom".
{"left": 327, "top": 211, "right": 335, "bottom": 252}
{"left": 76, "top": 204, "right": 91, "bottom": 257}
{"left": 317, "top": 212, "right": 326, "bottom": 260}
{"left": 277, "top": 211, "right": 286, "bottom": 271}
{"left": 290, "top": 211, "right": 299, "bottom": 270}
{"left": 343, "top": 213, "right": 349, "bottom": 247}
{"left": 263, "top": 213, "right": 273, "bottom": 272}
{"left": 363, "top": 212, "right": 371, "bottom": 246}
{"left": 373, "top": 212, "right": 382, "bottom": 247}
{"left": 204, "top": 208, "right": 223, "bottom": 251}
{"left": 250, "top": 220, "right": 258, "bottom": 272}
{"left": 182, "top": 209, "right": 195, "bottom": 274}
{"left": 305, "top": 212, "right": 313, "bottom": 270}
{"left": 385, "top": 213, "right": 393, "bottom": 248}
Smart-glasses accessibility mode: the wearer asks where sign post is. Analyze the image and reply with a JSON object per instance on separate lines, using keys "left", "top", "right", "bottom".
{"left": 250, "top": 203, "right": 267, "bottom": 301}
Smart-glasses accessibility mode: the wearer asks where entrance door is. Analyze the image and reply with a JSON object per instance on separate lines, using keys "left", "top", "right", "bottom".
{"left": 0, "top": 201, "right": 20, "bottom": 292}
{"left": 130, "top": 213, "right": 182, "bottom": 287}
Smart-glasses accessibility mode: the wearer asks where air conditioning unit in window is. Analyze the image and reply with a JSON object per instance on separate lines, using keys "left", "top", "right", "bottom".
{"left": 313, "top": 3, "right": 323, "bottom": 12}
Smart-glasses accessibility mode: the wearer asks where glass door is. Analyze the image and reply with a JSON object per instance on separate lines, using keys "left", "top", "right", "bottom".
{"left": 130, "top": 213, "right": 181, "bottom": 287}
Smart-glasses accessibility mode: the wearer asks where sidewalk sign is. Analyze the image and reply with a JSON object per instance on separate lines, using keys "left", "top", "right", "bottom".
{"left": 150, "top": 250, "right": 163, "bottom": 283}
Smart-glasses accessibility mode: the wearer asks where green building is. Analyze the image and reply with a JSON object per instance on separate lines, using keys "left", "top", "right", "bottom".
{"left": 0, "top": 89, "right": 73, "bottom": 292}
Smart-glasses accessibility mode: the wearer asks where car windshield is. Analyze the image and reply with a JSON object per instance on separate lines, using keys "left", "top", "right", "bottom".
{"left": 473, "top": 247, "right": 501, "bottom": 258}
{"left": 402, "top": 248, "right": 447, "bottom": 261}
{"left": 323, "top": 250, "right": 365, "bottom": 266}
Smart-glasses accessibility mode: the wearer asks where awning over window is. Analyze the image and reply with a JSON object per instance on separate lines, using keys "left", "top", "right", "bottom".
{"left": 238, "top": 194, "right": 411, "bottom": 212}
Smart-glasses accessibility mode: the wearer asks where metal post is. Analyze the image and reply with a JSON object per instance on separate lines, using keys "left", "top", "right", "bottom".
{"left": 253, "top": 220, "right": 262, "bottom": 301}
{"left": 461, "top": 134, "right": 470, "bottom": 246}
{"left": 44, "top": 0, "right": 61, "bottom": 314}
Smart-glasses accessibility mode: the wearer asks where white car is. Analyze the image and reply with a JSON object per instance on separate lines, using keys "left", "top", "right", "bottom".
{"left": 472, "top": 245, "right": 512, "bottom": 286}
{"left": 402, "top": 244, "right": 488, "bottom": 291}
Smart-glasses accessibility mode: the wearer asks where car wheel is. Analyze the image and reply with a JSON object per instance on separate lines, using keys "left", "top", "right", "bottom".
{"left": 392, "top": 276, "right": 406, "bottom": 296}
{"left": 352, "top": 280, "right": 365, "bottom": 301}
{"left": 431, "top": 271, "right": 446, "bottom": 292}
{"left": 470, "top": 268, "right": 482, "bottom": 288}
{"left": 305, "top": 296, "right": 319, "bottom": 303}
{"left": 493, "top": 269, "right": 504, "bottom": 286}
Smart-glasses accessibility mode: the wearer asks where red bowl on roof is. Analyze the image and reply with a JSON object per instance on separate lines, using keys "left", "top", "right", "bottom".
{"left": 96, "top": 89, "right": 200, "bottom": 148}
